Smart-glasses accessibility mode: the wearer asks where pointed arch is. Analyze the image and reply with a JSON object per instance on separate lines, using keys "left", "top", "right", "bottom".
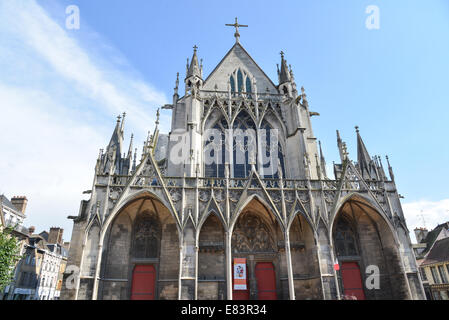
{"left": 99, "top": 190, "right": 180, "bottom": 300}
{"left": 230, "top": 194, "right": 282, "bottom": 233}
{"left": 330, "top": 193, "right": 410, "bottom": 300}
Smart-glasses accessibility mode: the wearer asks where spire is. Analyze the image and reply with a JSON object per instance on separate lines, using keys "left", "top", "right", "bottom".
{"left": 279, "top": 51, "right": 291, "bottom": 85}
{"left": 186, "top": 45, "right": 201, "bottom": 79}
{"left": 355, "top": 126, "right": 376, "bottom": 180}
{"left": 120, "top": 112, "right": 126, "bottom": 133}
{"left": 386, "top": 155, "right": 395, "bottom": 181}
{"left": 174, "top": 72, "right": 179, "bottom": 96}
{"left": 127, "top": 134, "right": 134, "bottom": 159}
{"left": 132, "top": 148, "right": 137, "bottom": 172}
{"left": 376, "top": 155, "right": 387, "bottom": 180}
{"left": 107, "top": 114, "right": 124, "bottom": 159}
{"left": 336, "top": 130, "right": 345, "bottom": 162}
{"left": 319, "top": 141, "right": 327, "bottom": 178}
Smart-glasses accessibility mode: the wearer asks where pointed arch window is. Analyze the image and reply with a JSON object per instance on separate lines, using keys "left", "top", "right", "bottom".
{"left": 246, "top": 77, "right": 252, "bottom": 93}
{"left": 334, "top": 218, "right": 359, "bottom": 257}
{"left": 233, "top": 112, "right": 257, "bottom": 178}
{"left": 260, "top": 120, "right": 285, "bottom": 179}
{"left": 132, "top": 212, "right": 161, "bottom": 259}
{"left": 230, "top": 68, "right": 253, "bottom": 96}
{"left": 230, "top": 76, "right": 235, "bottom": 94}
{"left": 237, "top": 69, "right": 243, "bottom": 93}
{"left": 204, "top": 117, "right": 227, "bottom": 178}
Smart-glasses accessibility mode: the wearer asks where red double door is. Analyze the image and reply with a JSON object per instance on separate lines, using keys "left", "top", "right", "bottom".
{"left": 233, "top": 262, "right": 277, "bottom": 300}
{"left": 340, "top": 262, "right": 366, "bottom": 300}
{"left": 131, "top": 265, "right": 156, "bottom": 300}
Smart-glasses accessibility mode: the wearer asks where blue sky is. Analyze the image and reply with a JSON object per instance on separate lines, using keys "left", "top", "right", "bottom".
{"left": 0, "top": 0, "right": 448, "bottom": 241}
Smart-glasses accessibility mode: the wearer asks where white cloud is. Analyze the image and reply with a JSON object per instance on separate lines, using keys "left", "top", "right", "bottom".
{"left": 402, "top": 199, "right": 449, "bottom": 243}
{"left": 0, "top": 0, "right": 168, "bottom": 240}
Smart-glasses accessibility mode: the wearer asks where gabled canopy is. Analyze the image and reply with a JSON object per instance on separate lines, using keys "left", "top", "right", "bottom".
{"left": 203, "top": 42, "right": 278, "bottom": 93}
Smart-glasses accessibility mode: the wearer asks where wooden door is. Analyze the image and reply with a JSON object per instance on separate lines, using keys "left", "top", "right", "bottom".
{"left": 255, "top": 262, "right": 277, "bottom": 300}
{"left": 131, "top": 265, "right": 156, "bottom": 300}
{"left": 340, "top": 262, "right": 365, "bottom": 300}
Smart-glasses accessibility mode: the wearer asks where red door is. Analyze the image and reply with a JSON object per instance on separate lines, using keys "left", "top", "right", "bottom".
{"left": 340, "top": 262, "right": 366, "bottom": 300}
{"left": 255, "top": 262, "right": 277, "bottom": 300}
{"left": 131, "top": 265, "right": 156, "bottom": 300}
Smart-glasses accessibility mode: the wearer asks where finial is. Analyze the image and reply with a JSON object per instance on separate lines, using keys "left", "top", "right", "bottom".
{"left": 301, "top": 86, "right": 305, "bottom": 94}
{"left": 116, "top": 115, "right": 121, "bottom": 123}
{"left": 156, "top": 108, "right": 160, "bottom": 126}
{"left": 355, "top": 126, "right": 360, "bottom": 133}
{"left": 280, "top": 51, "right": 284, "bottom": 59}
{"left": 193, "top": 45, "right": 198, "bottom": 53}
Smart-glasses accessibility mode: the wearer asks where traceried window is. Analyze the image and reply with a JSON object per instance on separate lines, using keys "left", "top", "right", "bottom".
{"left": 334, "top": 218, "right": 359, "bottom": 257}
{"left": 230, "top": 68, "right": 252, "bottom": 95}
{"left": 233, "top": 111, "right": 257, "bottom": 178}
{"left": 260, "top": 120, "right": 285, "bottom": 179}
{"left": 204, "top": 117, "right": 227, "bottom": 178}
{"left": 132, "top": 212, "right": 161, "bottom": 259}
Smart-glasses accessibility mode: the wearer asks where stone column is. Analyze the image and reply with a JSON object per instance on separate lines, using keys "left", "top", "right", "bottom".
{"left": 225, "top": 230, "right": 233, "bottom": 300}
{"left": 91, "top": 243, "right": 103, "bottom": 300}
{"left": 179, "top": 223, "right": 197, "bottom": 300}
{"left": 284, "top": 230, "right": 296, "bottom": 300}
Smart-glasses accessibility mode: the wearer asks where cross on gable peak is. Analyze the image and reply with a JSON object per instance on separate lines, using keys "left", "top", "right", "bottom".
{"left": 225, "top": 17, "right": 248, "bottom": 43}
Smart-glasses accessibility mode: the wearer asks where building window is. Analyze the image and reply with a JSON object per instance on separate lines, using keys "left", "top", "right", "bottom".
{"left": 204, "top": 117, "right": 227, "bottom": 178}
{"left": 334, "top": 217, "right": 359, "bottom": 257}
{"left": 431, "top": 266, "right": 441, "bottom": 284}
{"left": 260, "top": 120, "right": 285, "bottom": 179}
{"left": 233, "top": 111, "right": 256, "bottom": 178}
{"left": 237, "top": 69, "right": 243, "bottom": 93}
{"left": 420, "top": 268, "right": 427, "bottom": 281}
{"left": 438, "top": 265, "right": 448, "bottom": 283}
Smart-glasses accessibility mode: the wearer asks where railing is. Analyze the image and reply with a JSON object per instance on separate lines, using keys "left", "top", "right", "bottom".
{"left": 105, "top": 174, "right": 388, "bottom": 193}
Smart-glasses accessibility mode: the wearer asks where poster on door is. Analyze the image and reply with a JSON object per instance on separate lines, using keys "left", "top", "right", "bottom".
{"left": 233, "top": 258, "right": 247, "bottom": 290}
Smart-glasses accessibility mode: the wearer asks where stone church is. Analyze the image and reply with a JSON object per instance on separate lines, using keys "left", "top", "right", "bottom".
{"left": 62, "top": 20, "right": 425, "bottom": 300}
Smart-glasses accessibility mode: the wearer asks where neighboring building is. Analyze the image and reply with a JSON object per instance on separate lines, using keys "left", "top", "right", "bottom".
{"left": 3, "top": 228, "right": 69, "bottom": 300}
{"left": 414, "top": 222, "right": 449, "bottom": 300}
{"left": 0, "top": 195, "right": 29, "bottom": 236}
{"left": 62, "top": 22, "right": 424, "bottom": 300}
{"left": 1, "top": 195, "right": 31, "bottom": 299}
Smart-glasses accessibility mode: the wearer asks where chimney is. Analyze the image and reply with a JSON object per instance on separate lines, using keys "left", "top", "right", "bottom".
{"left": 414, "top": 227, "right": 428, "bottom": 243}
{"left": 48, "top": 227, "right": 64, "bottom": 244}
{"left": 11, "top": 196, "right": 28, "bottom": 214}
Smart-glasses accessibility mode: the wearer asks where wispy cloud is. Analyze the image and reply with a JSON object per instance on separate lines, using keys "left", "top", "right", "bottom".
{"left": 0, "top": 0, "right": 167, "bottom": 239}
{"left": 403, "top": 199, "right": 449, "bottom": 242}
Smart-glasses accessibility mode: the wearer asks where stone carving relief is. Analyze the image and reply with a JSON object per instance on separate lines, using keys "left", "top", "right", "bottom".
{"left": 232, "top": 213, "right": 276, "bottom": 253}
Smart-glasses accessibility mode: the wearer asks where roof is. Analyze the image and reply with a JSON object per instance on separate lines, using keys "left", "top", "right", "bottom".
{"left": 421, "top": 222, "right": 449, "bottom": 254}
{"left": 421, "top": 237, "right": 449, "bottom": 266}
{"left": 0, "top": 195, "right": 26, "bottom": 218}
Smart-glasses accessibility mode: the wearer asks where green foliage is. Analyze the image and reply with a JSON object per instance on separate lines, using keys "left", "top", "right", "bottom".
{"left": 0, "top": 227, "right": 23, "bottom": 291}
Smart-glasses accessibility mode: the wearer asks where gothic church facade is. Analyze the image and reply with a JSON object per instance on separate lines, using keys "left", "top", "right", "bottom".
{"left": 62, "top": 24, "right": 424, "bottom": 300}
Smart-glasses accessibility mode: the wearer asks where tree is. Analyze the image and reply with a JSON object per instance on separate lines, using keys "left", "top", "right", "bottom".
{"left": 0, "top": 226, "right": 23, "bottom": 291}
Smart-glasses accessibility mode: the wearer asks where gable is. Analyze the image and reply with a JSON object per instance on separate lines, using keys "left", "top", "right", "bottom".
{"left": 203, "top": 43, "right": 278, "bottom": 93}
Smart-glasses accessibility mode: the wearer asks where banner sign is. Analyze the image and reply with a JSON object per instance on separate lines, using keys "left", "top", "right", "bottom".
{"left": 233, "top": 258, "right": 247, "bottom": 290}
